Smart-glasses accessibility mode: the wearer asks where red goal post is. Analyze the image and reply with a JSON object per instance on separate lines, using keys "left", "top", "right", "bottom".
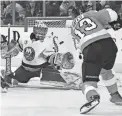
{"left": 24, "top": 17, "right": 72, "bottom": 32}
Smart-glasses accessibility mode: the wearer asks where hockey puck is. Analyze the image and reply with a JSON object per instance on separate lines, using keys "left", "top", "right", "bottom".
{"left": 79, "top": 55, "right": 82, "bottom": 59}
{"left": 59, "top": 41, "right": 64, "bottom": 45}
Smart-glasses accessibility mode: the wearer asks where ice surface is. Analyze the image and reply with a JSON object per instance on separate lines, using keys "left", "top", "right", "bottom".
{"left": 1, "top": 66, "right": 122, "bottom": 116}
{"left": 1, "top": 86, "right": 122, "bottom": 116}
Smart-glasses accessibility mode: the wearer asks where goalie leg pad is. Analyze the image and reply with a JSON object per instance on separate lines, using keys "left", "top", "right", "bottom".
{"left": 41, "top": 68, "right": 66, "bottom": 82}
{"left": 8, "top": 66, "right": 40, "bottom": 83}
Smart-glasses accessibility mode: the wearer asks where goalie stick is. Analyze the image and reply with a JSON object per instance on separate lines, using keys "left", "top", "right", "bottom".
{"left": 3, "top": 24, "right": 19, "bottom": 88}
{"left": 5, "top": 24, "right": 11, "bottom": 76}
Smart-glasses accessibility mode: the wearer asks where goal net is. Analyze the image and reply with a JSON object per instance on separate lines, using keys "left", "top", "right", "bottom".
{"left": 24, "top": 17, "right": 72, "bottom": 32}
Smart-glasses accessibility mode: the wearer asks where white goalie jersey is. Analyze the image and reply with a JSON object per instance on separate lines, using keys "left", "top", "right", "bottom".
{"left": 18, "top": 34, "right": 59, "bottom": 68}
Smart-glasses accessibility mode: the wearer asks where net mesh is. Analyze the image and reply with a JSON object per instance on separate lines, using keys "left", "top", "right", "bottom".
{"left": 28, "top": 20, "right": 66, "bottom": 28}
{"left": 24, "top": 17, "right": 72, "bottom": 32}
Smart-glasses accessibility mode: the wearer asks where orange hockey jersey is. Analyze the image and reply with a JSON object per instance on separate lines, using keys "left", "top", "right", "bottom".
{"left": 71, "top": 8, "right": 118, "bottom": 52}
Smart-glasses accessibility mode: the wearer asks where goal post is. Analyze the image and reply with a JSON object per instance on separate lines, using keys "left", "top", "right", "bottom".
{"left": 24, "top": 17, "right": 72, "bottom": 32}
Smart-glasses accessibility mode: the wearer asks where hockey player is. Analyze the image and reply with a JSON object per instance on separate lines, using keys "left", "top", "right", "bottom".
{"left": 1, "top": 22, "right": 74, "bottom": 90}
{"left": 68, "top": 6, "right": 122, "bottom": 114}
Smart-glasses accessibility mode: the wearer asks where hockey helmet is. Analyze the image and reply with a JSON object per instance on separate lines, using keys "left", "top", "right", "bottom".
{"left": 33, "top": 21, "right": 48, "bottom": 41}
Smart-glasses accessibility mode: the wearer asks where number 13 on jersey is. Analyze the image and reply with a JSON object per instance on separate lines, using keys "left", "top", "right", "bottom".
{"left": 74, "top": 18, "right": 97, "bottom": 39}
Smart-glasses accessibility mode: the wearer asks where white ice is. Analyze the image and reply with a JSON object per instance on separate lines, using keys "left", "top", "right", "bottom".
{"left": 1, "top": 66, "right": 122, "bottom": 116}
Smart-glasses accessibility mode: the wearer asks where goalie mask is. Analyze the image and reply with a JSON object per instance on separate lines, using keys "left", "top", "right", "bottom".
{"left": 33, "top": 21, "right": 48, "bottom": 41}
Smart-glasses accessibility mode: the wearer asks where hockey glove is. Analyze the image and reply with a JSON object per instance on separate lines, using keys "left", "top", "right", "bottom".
{"left": 48, "top": 52, "right": 75, "bottom": 69}
{"left": 109, "top": 13, "right": 122, "bottom": 30}
{"left": 1, "top": 39, "right": 19, "bottom": 58}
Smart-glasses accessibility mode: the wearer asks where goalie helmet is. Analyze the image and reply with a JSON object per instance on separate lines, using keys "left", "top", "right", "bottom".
{"left": 33, "top": 21, "right": 48, "bottom": 41}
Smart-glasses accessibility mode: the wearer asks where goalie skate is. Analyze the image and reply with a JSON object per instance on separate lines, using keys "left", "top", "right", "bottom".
{"left": 1, "top": 87, "right": 8, "bottom": 93}
{"left": 1, "top": 69, "right": 18, "bottom": 87}
{"left": 80, "top": 95, "right": 100, "bottom": 114}
{"left": 1, "top": 76, "right": 9, "bottom": 93}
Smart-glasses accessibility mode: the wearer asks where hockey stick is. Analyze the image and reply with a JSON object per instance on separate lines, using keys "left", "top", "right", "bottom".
{"left": 5, "top": 24, "right": 11, "bottom": 76}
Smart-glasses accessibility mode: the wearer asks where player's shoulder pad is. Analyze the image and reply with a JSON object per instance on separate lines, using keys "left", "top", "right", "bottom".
{"left": 105, "top": 8, "right": 118, "bottom": 22}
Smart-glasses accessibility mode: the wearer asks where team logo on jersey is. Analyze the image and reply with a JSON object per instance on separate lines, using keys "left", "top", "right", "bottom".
{"left": 24, "top": 47, "right": 35, "bottom": 61}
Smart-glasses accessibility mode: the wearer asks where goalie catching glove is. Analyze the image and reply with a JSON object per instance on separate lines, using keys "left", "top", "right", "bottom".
{"left": 48, "top": 52, "right": 75, "bottom": 69}
{"left": 1, "top": 39, "right": 19, "bottom": 59}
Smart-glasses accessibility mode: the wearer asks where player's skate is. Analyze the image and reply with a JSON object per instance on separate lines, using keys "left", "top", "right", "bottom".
{"left": 80, "top": 95, "right": 100, "bottom": 114}
{"left": 110, "top": 91, "right": 122, "bottom": 105}
{"left": 1, "top": 76, "right": 10, "bottom": 93}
